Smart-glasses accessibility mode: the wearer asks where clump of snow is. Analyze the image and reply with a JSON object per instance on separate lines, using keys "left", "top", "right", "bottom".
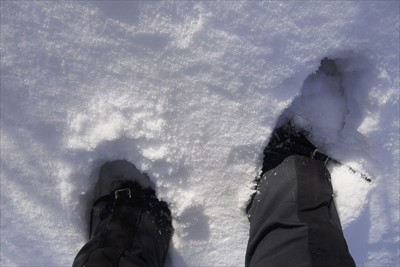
{"left": 330, "top": 163, "right": 372, "bottom": 227}
{"left": 1, "top": 1, "right": 399, "bottom": 266}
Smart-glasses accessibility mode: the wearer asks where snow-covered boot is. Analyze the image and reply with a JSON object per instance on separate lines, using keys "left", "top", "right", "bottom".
{"left": 260, "top": 120, "right": 335, "bottom": 178}
{"left": 73, "top": 160, "right": 173, "bottom": 267}
{"left": 246, "top": 120, "right": 335, "bottom": 214}
{"left": 245, "top": 58, "right": 355, "bottom": 267}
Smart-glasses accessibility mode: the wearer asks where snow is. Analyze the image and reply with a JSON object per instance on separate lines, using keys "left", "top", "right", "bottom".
{"left": 0, "top": 1, "right": 399, "bottom": 266}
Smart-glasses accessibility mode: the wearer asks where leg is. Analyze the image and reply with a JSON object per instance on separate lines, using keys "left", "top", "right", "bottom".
{"left": 245, "top": 123, "right": 355, "bottom": 267}
{"left": 73, "top": 160, "right": 173, "bottom": 267}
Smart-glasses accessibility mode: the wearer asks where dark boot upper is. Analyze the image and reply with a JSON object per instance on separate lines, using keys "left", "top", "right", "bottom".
{"left": 246, "top": 120, "right": 334, "bottom": 215}
{"left": 73, "top": 160, "right": 173, "bottom": 267}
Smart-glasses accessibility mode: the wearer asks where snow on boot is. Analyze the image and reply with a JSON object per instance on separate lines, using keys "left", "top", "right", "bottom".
{"left": 245, "top": 58, "right": 355, "bottom": 266}
{"left": 73, "top": 160, "right": 173, "bottom": 267}
{"left": 246, "top": 58, "right": 341, "bottom": 216}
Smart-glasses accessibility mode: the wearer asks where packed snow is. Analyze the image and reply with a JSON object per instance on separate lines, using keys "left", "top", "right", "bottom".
{"left": 1, "top": 1, "right": 399, "bottom": 266}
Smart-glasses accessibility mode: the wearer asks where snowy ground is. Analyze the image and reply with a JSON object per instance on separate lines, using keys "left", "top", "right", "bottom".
{"left": 1, "top": 1, "right": 399, "bottom": 266}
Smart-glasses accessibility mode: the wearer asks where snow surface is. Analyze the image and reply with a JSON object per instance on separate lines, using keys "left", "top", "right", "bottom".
{"left": 1, "top": 1, "right": 399, "bottom": 266}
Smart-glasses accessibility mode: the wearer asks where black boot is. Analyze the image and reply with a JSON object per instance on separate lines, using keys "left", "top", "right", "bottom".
{"left": 261, "top": 121, "right": 337, "bottom": 176}
{"left": 246, "top": 58, "right": 344, "bottom": 215}
{"left": 245, "top": 58, "right": 355, "bottom": 267}
{"left": 246, "top": 120, "right": 335, "bottom": 215}
{"left": 73, "top": 160, "right": 173, "bottom": 267}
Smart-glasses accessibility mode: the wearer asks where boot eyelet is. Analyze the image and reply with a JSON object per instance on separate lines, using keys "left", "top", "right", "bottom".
{"left": 115, "top": 188, "right": 132, "bottom": 199}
